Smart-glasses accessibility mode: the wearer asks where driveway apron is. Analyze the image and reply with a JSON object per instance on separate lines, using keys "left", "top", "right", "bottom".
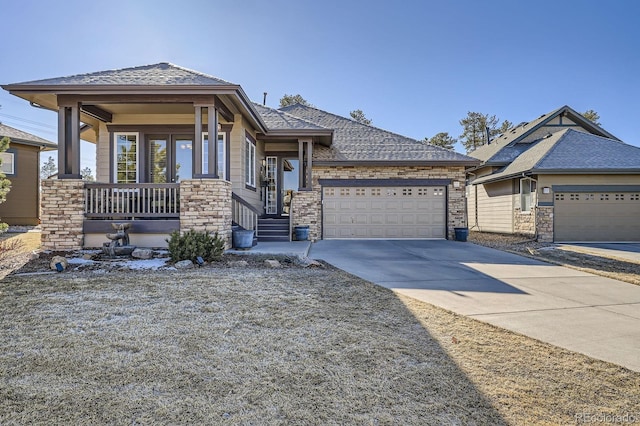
{"left": 310, "top": 240, "right": 640, "bottom": 372}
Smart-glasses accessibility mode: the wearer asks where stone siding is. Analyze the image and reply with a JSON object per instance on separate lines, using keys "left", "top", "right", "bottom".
{"left": 41, "top": 179, "right": 86, "bottom": 251}
{"left": 297, "top": 165, "right": 467, "bottom": 240}
{"left": 179, "top": 179, "right": 233, "bottom": 248}
{"left": 291, "top": 190, "right": 321, "bottom": 241}
{"left": 514, "top": 208, "right": 535, "bottom": 236}
{"left": 535, "top": 206, "right": 554, "bottom": 242}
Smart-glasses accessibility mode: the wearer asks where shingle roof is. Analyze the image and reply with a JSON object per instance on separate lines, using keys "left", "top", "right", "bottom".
{"left": 280, "top": 104, "right": 478, "bottom": 164}
{"left": 9, "top": 63, "right": 235, "bottom": 86}
{"left": 472, "top": 128, "right": 640, "bottom": 184}
{"left": 468, "top": 105, "right": 619, "bottom": 164}
{"left": 0, "top": 123, "right": 56, "bottom": 148}
{"left": 252, "top": 103, "right": 327, "bottom": 131}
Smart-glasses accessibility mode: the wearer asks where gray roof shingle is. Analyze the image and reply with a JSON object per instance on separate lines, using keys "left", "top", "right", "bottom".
{"left": 279, "top": 104, "right": 477, "bottom": 164}
{"left": 0, "top": 123, "right": 56, "bottom": 148}
{"left": 252, "top": 103, "right": 327, "bottom": 131}
{"left": 468, "top": 105, "right": 619, "bottom": 164}
{"left": 472, "top": 129, "right": 640, "bottom": 184}
{"left": 9, "top": 63, "right": 235, "bottom": 87}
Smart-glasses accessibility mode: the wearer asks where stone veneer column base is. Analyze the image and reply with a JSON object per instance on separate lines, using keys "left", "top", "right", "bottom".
{"left": 291, "top": 190, "right": 321, "bottom": 242}
{"left": 40, "top": 179, "right": 86, "bottom": 251}
{"left": 535, "top": 206, "right": 554, "bottom": 242}
{"left": 179, "top": 179, "right": 233, "bottom": 248}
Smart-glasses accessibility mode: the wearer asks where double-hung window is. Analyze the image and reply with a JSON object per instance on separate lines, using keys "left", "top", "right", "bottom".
{"left": 245, "top": 135, "right": 256, "bottom": 188}
{"left": 0, "top": 152, "right": 15, "bottom": 175}
{"left": 202, "top": 132, "right": 226, "bottom": 179}
{"left": 114, "top": 133, "right": 139, "bottom": 183}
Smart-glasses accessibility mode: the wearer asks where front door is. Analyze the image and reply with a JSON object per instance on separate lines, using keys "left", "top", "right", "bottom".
{"left": 264, "top": 156, "right": 300, "bottom": 216}
{"left": 147, "top": 135, "right": 193, "bottom": 183}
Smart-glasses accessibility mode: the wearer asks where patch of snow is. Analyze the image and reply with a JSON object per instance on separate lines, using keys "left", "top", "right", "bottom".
{"left": 114, "top": 258, "right": 169, "bottom": 270}
{"left": 68, "top": 258, "right": 96, "bottom": 265}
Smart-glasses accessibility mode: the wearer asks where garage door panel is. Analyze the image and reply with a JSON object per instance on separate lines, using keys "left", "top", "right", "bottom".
{"left": 323, "top": 185, "right": 446, "bottom": 239}
{"left": 555, "top": 192, "right": 640, "bottom": 241}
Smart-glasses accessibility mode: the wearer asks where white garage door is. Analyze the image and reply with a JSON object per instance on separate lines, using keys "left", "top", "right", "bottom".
{"left": 323, "top": 186, "right": 446, "bottom": 239}
{"left": 554, "top": 191, "right": 640, "bottom": 242}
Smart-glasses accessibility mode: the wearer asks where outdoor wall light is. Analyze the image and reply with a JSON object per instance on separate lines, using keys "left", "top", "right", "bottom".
{"left": 453, "top": 181, "right": 461, "bottom": 188}
{"left": 542, "top": 187, "right": 551, "bottom": 194}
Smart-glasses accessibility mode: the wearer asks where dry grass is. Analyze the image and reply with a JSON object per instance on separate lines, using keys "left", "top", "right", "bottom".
{"left": 0, "top": 232, "right": 41, "bottom": 280}
{"left": 1, "top": 267, "right": 639, "bottom": 425}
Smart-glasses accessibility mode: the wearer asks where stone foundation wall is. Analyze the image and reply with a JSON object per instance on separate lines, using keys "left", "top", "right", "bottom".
{"left": 535, "top": 206, "right": 554, "bottom": 242}
{"left": 308, "top": 165, "right": 467, "bottom": 240}
{"left": 179, "top": 179, "right": 232, "bottom": 248}
{"left": 514, "top": 208, "right": 535, "bottom": 236}
{"left": 41, "top": 179, "right": 86, "bottom": 251}
{"left": 291, "top": 190, "right": 321, "bottom": 241}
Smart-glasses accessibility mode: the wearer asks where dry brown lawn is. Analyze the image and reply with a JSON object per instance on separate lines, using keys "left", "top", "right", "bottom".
{"left": 1, "top": 265, "right": 639, "bottom": 425}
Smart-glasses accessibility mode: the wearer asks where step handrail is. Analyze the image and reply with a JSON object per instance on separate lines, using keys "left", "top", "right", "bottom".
{"left": 231, "top": 193, "right": 260, "bottom": 236}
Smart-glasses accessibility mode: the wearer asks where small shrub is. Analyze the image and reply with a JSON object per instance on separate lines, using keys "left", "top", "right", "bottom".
{"left": 166, "top": 230, "right": 225, "bottom": 263}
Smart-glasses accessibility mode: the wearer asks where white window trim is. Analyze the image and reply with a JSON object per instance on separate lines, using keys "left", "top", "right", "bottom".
{"left": 245, "top": 136, "right": 256, "bottom": 187}
{"left": 202, "top": 132, "right": 226, "bottom": 180}
{"left": 519, "top": 178, "right": 535, "bottom": 213}
{"left": 0, "top": 152, "right": 15, "bottom": 175}
{"left": 113, "top": 132, "right": 139, "bottom": 183}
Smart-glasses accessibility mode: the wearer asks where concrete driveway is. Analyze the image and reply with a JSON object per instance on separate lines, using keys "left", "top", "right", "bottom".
{"left": 310, "top": 240, "right": 640, "bottom": 372}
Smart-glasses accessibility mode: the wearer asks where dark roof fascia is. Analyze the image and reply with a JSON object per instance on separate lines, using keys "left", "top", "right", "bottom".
{"left": 258, "top": 129, "right": 334, "bottom": 146}
{"left": 471, "top": 170, "right": 533, "bottom": 185}
{"left": 234, "top": 87, "right": 268, "bottom": 133}
{"left": 553, "top": 185, "right": 640, "bottom": 193}
{"left": 313, "top": 159, "right": 480, "bottom": 167}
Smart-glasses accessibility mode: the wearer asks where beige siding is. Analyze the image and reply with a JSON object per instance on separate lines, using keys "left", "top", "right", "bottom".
{"left": 474, "top": 180, "right": 514, "bottom": 233}
{"left": 0, "top": 144, "right": 40, "bottom": 225}
{"left": 229, "top": 115, "right": 262, "bottom": 213}
{"left": 96, "top": 122, "right": 110, "bottom": 182}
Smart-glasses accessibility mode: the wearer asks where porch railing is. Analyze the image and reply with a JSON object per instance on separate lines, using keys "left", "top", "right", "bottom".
{"left": 232, "top": 193, "right": 259, "bottom": 236}
{"left": 84, "top": 183, "right": 180, "bottom": 219}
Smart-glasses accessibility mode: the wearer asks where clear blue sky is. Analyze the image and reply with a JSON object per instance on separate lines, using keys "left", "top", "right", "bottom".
{"left": 1, "top": 0, "right": 639, "bottom": 172}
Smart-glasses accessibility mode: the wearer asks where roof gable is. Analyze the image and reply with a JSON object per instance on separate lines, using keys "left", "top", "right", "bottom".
{"left": 253, "top": 103, "right": 328, "bottom": 131}
{"left": 468, "top": 105, "right": 620, "bottom": 164}
{"left": 0, "top": 123, "right": 56, "bottom": 148}
{"left": 7, "top": 63, "right": 235, "bottom": 87}
{"left": 280, "top": 104, "right": 478, "bottom": 164}
{"left": 472, "top": 129, "right": 640, "bottom": 184}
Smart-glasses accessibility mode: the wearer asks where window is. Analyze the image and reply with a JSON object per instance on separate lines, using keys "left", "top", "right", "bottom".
{"left": 0, "top": 152, "right": 15, "bottom": 175}
{"left": 202, "top": 132, "right": 226, "bottom": 179}
{"left": 245, "top": 135, "right": 256, "bottom": 187}
{"left": 114, "top": 133, "right": 138, "bottom": 183}
{"left": 520, "top": 178, "right": 535, "bottom": 211}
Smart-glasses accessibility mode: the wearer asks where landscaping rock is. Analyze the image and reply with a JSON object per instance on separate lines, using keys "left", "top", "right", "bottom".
{"left": 264, "top": 259, "right": 281, "bottom": 268}
{"left": 175, "top": 260, "right": 194, "bottom": 269}
{"left": 132, "top": 248, "right": 154, "bottom": 260}
{"left": 82, "top": 253, "right": 97, "bottom": 260}
{"left": 229, "top": 260, "right": 249, "bottom": 267}
{"left": 50, "top": 255, "right": 68, "bottom": 271}
{"left": 296, "top": 257, "right": 323, "bottom": 268}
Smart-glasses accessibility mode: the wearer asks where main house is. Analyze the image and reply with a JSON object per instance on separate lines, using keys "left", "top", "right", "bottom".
{"left": 0, "top": 123, "right": 56, "bottom": 226}
{"left": 2, "top": 63, "right": 478, "bottom": 250}
{"left": 466, "top": 105, "right": 640, "bottom": 242}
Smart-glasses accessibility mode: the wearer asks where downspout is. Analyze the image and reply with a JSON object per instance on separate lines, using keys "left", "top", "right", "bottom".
{"left": 467, "top": 171, "right": 479, "bottom": 231}
{"left": 522, "top": 172, "right": 539, "bottom": 241}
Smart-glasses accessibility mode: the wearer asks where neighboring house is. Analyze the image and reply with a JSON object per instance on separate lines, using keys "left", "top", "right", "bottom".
{"left": 2, "top": 63, "right": 478, "bottom": 250}
{"left": 0, "top": 123, "right": 57, "bottom": 226}
{"left": 466, "top": 105, "right": 640, "bottom": 242}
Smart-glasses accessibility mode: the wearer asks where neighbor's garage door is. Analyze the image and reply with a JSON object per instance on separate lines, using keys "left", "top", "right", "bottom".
{"left": 554, "top": 190, "right": 640, "bottom": 241}
{"left": 323, "top": 185, "right": 446, "bottom": 239}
